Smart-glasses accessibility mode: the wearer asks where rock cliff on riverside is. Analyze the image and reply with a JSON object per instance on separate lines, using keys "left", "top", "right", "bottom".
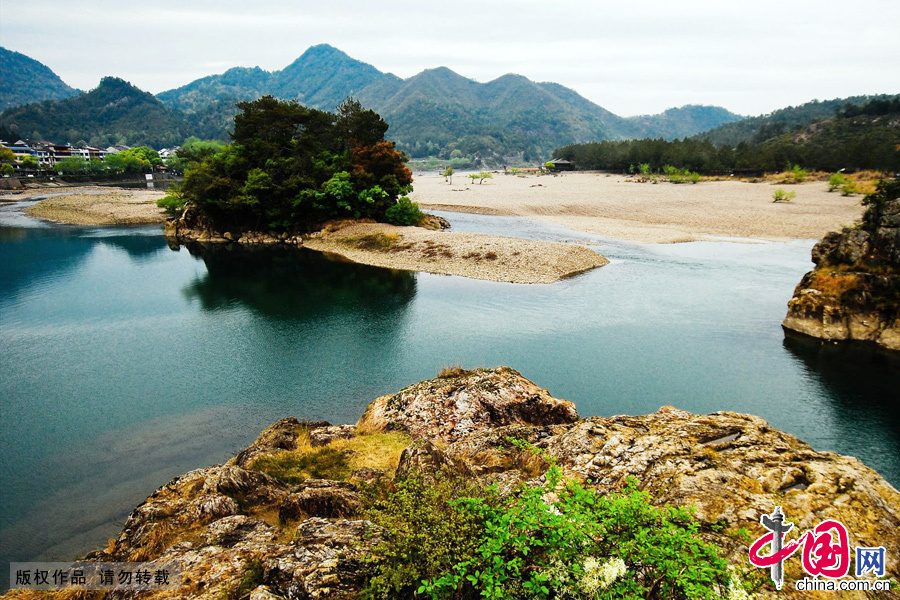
{"left": 783, "top": 179, "right": 900, "bottom": 351}
{"left": 164, "top": 204, "right": 304, "bottom": 245}
{"left": 4, "top": 367, "right": 898, "bottom": 599}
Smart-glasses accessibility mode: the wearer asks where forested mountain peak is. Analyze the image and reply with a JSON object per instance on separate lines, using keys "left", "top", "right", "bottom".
{"left": 0, "top": 46, "right": 80, "bottom": 110}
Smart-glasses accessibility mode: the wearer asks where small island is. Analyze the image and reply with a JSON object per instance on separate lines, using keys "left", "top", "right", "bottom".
{"left": 160, "top": 96, "right": 608, "bottom": 283}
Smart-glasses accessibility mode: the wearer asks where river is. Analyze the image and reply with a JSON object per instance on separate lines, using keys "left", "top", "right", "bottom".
{"left": 1, "top": 206, "right": 898, "bottom": 587}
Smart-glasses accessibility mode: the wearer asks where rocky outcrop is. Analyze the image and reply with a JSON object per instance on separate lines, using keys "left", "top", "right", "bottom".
{"left": 357, "top": 366, "right": 579, "bottom": 442}
{"left": 10, "top": 369, "right": 899, "bottom": 599}
{"left": 783, "top": 179, "right": 900, "bottom": 351}
{"left": 164, "top": 204, "right": 304, "bottom": 245}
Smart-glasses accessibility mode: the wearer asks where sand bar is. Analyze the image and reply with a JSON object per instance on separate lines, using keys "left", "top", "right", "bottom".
{"left": 409, "top": 172, "right": 866, "bottom": 243}
{"left": 304, "top": 221, "right": 608, "bottom": 284}
{"left": 18, "top": 187, "right": 167, "bottom": 225}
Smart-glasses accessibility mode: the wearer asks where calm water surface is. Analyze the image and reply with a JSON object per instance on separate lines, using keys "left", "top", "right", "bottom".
{"left": 1, "top": 206, "right": 899, "bottom": 585}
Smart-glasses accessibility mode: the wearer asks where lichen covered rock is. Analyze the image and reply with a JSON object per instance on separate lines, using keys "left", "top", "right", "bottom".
{"left": 783, "top": 179, "right": 900, "bottom": 351}
{"left": 357, "top": 366, "right": 579, "bottom": 442}
{"left": 13, "top": 369, "right": 900, "bottom": 600}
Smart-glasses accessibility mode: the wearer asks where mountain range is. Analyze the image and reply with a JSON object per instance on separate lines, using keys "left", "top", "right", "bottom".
{"left": 156, "top": 44, "right": 745, "bottom": 161}
{"left": 12, "top": 44, "right": 892, "bottom": 169}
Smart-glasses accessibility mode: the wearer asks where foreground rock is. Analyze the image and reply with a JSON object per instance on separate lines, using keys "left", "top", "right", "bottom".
{"left": 5, "top": 368, "right": 897, "bottom": 599}
{"left": 783, "top": 179, "right": 900, "bottom": 351}
{"left": 303, "top": 221, "right": 609, "bottom": 284}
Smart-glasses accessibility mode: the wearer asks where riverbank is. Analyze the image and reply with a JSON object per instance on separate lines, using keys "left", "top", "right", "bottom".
{"left": 9, "top": 187, "right": 168, "bottom": 225}
{"left": 410, "top": 172, "right": 866, "bottom": 243}
{"left": 299, "top": 221, "right": 607, "bottom": 284}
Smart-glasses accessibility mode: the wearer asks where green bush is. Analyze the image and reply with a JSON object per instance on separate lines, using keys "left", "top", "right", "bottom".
{"left": 0, "top": 163, "right": 13, "bottom": 176}
{"left": 773, "top": 188, "right": 797, "bottom": 202}
{"left": 663, "top": 165, "right": 701, "bottom": 184}
{"left": 828, "top": 172, "right": 846, "bottom": 192}
{"left": 386, "top": 196, "right": 424, "bottom": 226}
{"left": 361, "top": 472, "right": 494, "bottom": 600}
{"left": 362, "top": 442, "right": 736, "bottom": 600}
{"left": 157, "top": 193, "right": 186, "bottom": 216}
{"left": 840, "top": 181, "right": 858, "bottom": 196}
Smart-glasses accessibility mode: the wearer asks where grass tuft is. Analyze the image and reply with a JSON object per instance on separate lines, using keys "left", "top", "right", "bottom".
{"left": 250, "top": 431, "right": 411, "bottom": 483}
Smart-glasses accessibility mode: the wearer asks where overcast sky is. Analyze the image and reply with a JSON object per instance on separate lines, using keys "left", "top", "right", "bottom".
{"left": 2, "top": 0, "right": 898, "bottom": 117}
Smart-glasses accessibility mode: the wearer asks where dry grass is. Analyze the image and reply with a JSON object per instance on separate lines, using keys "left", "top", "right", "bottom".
{"left": 250, "top": 431, "right": 411, "bottom": 484}
{"left": 438, "top": 364, "right": 468, "bottom": 378}
{"left": 808, "top": 271, "right": 861, "bottom": 298}
{"left": 345, "top": 232, "right": 400, "bottom": 252}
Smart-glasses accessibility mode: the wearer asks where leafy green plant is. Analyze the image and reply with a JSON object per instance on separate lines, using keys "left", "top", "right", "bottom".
{"left": 362, "top": 438, "right": 735, "bottom": 600}
{"left": 789, "top": 164, "right": 808, "bottom": 182}
{"left": 772, "top": 188, "right": 797, "bottom": 202}
{"left": 828, "top": 172, "right": 846, "bottom": 192}
{"left": 840, "top": 181, "right": 858, "bottom": 196}
{"left": 663, "top": 165, "right": 701, "bottom": 184}
{"left": 386, "top": 196, "right": 424, "bottom": 226}
{"left": 361, "top": 472, "right": 494, "bottom": 600}
{"left": 0, "top": 163, "right": 13, "bottom": 176}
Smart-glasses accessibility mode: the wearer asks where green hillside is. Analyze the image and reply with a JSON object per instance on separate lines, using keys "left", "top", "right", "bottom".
{"left": 695, "top": 95, "right": 899, "bottom": 147}
{"left": 555, "top": 97, "right": 900, "bottom": 173}
{"left": 626, "top": 105, "right": 744, "bottom": 140}
{"left": 0, "top": 77, "right": 190, "bottom": 148}
{"left": 0, "top": 47, "right": 80, "bottom": 111}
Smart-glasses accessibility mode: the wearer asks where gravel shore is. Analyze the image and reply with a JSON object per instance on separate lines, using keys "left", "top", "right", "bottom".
{"left": 304, "top": 221, "right": 608, "bottom": 284}
{"left": 409, "top": 171, "right": 865, "bottom": 243}
{"left": 19, "top": 187, "right": 168, "bottom": 225}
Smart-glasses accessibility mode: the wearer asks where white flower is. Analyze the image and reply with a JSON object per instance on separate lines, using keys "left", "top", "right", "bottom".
{"left": 579, "top": 556, "right": 627, "bottom": 594}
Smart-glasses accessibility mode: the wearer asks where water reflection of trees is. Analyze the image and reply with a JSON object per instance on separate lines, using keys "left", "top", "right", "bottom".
{"left": 180, "top": 242, "right": 417, "bottom": 319}
{"left": 98, "top": 232, "right": 168, "bottom": 261}
{"left": 0, "top": 227, "right": 94, "bottom": 301}
{"left": 783, "top": 332, "right": 900, "bottom": 483}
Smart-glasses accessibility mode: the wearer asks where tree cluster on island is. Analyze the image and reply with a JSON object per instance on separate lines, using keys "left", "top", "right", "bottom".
{"left": 161, "top": 96, "right": 423, "bottom": 232}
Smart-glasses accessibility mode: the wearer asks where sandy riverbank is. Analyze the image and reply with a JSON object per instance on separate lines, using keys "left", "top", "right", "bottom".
{"left": 409, "top": 172, "right": 866, "bottom": 243}
{"left": 15, "top": 187, "right": 168, "bottom": 225}
{"left": 304, "top": 221, "right": 608, "bottom": 284}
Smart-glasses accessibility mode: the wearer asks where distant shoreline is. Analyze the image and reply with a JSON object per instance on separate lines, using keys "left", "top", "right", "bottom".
{"left": 410, "top": 172, "right": 866, "bottom": 244}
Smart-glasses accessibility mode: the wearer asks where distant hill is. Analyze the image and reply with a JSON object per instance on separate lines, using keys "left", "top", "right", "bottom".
{"left": 0, "top": 47, "right": 79, "bottom": 110}
{"left": 695, "top": 95, "right": 900, "bottom": 147}
{"left": 626, "top": 105, "right": 744, "bottom": 140}
{"left": 555, "top": 96, "right": 900, "bottom": 173}
{"left": 157, "top": 44, "right": 743, "bottom": 162}
{"left": 0, "top": 77, "right": 190, "bottom": 148}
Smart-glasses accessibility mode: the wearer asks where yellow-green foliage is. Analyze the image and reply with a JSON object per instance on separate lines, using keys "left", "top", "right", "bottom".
{"left": 808, "top": 270, "right": 860, "bottom": 298}
{"left": 345, "top": 232, "right": 399, "bottom": 252}
{"left": 250, "top": 431, "right": 411, "bottom": 484}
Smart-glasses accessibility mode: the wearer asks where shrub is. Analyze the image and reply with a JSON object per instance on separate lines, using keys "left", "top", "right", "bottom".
{"left": 0, "top": 163, "right": 13, "bottom": 176}
{"left": 157, "top": 193, "right": 186, "bottom": 216}
{"left": 773, "top": 188, "right": 797, "bottom": 202}
{"left": 362, "top": 441, "right": 736, "bottom": 600}
{"left": 663, "top": 165, "right": 701, "bottom": 184}
{"left": 828, "top": 172, "right": 846, "bottom": 192}
{"left": 361, "top": 472, "right": 495, "bottom": 600}
{"left": 790, "top": 164, "right": 808, "bottom": 182}
{"left": 840, "top": 181, "right": 858, "bottom": 196}
{"left": 386, "top": 196, "right": 424, "bottom": 226}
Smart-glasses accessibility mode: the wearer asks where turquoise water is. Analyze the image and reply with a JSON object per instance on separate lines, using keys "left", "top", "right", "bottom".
{"left": 1, "top": 207, "right": 899, "bottom": 584}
